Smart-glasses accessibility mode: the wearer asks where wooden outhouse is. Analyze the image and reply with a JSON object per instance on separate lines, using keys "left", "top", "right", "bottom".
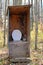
{"left": 7, "top": 5, "right": 31, "bottom": 64}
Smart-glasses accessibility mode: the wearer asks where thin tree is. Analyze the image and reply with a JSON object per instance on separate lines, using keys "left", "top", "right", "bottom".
{"left": 31, "top": 0, "right": 34, "bottom": 30}
{"left": 34, "top": 0, "right": 39, "bottom": 50}
{"left": 3, "top": 0, "right": 7, "bottom": 46}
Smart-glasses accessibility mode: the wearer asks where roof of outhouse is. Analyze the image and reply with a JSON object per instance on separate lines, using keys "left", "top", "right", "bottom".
{"left": 7, "top": 4, "right": 32, "bottom": 15}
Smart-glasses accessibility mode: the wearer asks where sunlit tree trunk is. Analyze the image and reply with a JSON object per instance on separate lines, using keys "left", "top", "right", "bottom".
{"left": 8, "top": 0, "right": 9, "bottom": 5}
{"left": 13, "top": 0, "right": 22, "bottom": 5}
{"left": 41, "top": 0, "right": 42, "bottom": 8}
{"left": 34, "top": 0, "right": 38, "bottom": 50}
{"left": 3, "top": 0, "right": 7, "bottom": 46}
{"left": 40, "top": 0, "right": 43, "bottom": 32}
{"left": 31, "top": 0, "right": 34, "bottom": 30}
{"left": 13, "top": 0, "right": 14, "bottom": 5}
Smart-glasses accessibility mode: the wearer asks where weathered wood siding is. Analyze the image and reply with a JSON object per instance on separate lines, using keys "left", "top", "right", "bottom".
{"left": 7, "top": 5, "right": 31, "bottom": 58}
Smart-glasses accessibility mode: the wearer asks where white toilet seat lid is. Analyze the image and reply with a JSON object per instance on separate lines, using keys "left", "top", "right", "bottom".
{"left": 12, "top": 29, "right": 22, "bottom": 41}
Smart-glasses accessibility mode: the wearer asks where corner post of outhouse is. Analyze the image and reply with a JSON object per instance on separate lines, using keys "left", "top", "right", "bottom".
{"left": 27, "top": 5, "right": 32, "bottom": 57}
{"left": 8, "top": 8, "right": 10, "bottom": 58}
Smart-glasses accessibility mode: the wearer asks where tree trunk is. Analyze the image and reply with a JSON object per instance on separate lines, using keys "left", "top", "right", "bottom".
{"left": 3, "top": 0, "right": 7, "bottom": 46}
{"left": 34, "top": 0, "right": 38, "bottom": 50}
{"left": 31, "top": 0, "right": 34, "bottom": 30}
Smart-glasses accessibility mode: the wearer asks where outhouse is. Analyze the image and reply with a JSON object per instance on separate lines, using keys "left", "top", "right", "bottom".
{"left": 7, "top": 4, "right": 31, "bottom": 64}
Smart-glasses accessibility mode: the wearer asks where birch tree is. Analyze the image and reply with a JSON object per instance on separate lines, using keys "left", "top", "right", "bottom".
{"left": 3, "top": 0, "right": 7, "bottom": 46}
{"left": 34, "top": 0, "right": 39, "bottom": 50}
{"left": 31, "top": 0, "right": 34, "bottom": 30}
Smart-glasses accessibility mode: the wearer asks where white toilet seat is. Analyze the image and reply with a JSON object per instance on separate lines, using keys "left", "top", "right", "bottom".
{"left": 12, "top": 29, "right": 22, "bottom": 41}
